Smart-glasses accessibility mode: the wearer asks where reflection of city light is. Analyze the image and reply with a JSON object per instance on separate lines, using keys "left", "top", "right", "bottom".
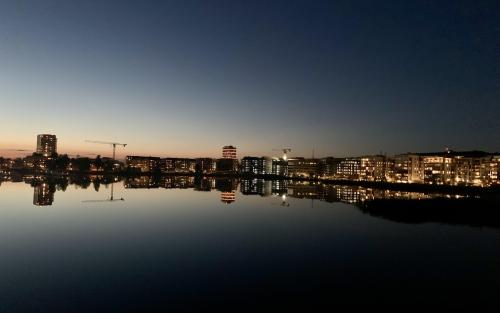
{"left": 221, "top": 191, "right": 236, "bottom": 204}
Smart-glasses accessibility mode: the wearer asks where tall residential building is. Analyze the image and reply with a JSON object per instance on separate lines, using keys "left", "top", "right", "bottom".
{"left": 222, "top": 145, "right": 237, "bottom": 159}
{"left": 36, "top": 134, "right": 57, "bottom": 157}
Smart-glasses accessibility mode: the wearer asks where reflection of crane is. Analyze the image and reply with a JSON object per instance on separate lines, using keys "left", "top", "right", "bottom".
{"left": 272, "top": 148, "right": 292, "bottom": 161}
{"left": 85, "top": 140, "right": 127, "bottom": 160}
{"left": 82, "top": 184, "right": 124, "bottom": 203}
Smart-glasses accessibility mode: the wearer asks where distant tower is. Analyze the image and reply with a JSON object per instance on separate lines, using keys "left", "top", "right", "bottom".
{"left": 222, "top": 145, "right": 237, "bottom": 159}
{"left": 36, "top": 134, "right": 57, "bottom": 157}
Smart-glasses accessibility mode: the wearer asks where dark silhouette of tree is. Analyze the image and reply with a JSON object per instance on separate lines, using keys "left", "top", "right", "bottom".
{"left": 73, "top": 158, "right": 91, "bottom": 172}
{"left": 93, "top": 179, "right": 101, "bottom": 192}
{"left": 56, "top": 154, "right": 70, "bottom": 171}
{"left": 94, "top": 155, "right": 103, "bottom": 171}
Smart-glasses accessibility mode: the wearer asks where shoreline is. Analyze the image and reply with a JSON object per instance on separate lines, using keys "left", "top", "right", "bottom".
{"left": 3, "top": 169, "right": 500, "bottom": 196}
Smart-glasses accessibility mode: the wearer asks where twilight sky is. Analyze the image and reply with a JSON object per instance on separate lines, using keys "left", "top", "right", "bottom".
{"left": 0, "top": 0, "right": 499, "bottom": 159}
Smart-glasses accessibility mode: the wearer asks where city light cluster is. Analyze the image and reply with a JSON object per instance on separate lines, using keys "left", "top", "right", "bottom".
{"left": 1, "top": 134, "right": 499, "bottom": 187}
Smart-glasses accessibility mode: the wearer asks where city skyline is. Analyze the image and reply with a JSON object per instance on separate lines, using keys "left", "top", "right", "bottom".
{"left": 1, "top": 0, "right": 499, "bottom": 158}
{"left": 1, "top": 133, "right": 499, "bottom": 161}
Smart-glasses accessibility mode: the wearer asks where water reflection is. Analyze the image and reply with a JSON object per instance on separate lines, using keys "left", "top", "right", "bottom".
{"left": 2, "top": 175, "right": 499, "bottom": 229}
{"left": 33, "top": 183, "right": 54, "bottom": 206}
{"left": 0, "top": 175, "right": 486, "bottom": 207}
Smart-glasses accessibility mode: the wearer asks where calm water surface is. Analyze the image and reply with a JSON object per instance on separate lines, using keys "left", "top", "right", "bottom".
{"left": 0, "top": 177, "right": 499, "bottom": 312}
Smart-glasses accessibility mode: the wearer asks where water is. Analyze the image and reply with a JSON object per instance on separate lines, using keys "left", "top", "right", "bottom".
{"left": 0, "top": 176, "right": 499, "bottom": 312}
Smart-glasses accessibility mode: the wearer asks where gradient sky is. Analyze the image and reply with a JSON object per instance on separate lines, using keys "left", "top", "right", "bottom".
{"left": 0, "top": 0, "right": 499, "bottom": 159}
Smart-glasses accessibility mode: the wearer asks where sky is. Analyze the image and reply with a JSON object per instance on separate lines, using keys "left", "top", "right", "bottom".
{"left": 0, "top": 0, "right": 499, "bottom": 159}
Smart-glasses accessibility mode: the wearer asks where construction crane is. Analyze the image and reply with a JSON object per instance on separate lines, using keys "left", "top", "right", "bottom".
{"left": 85, "top": 140, "right": 127, "bottom": 160}
{"left": 272, "top": 148, "right": 292, "bottom": 161}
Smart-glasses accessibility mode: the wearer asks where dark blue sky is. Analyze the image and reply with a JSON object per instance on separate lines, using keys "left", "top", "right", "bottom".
{"left": 0, "top": 0, "right": 498, "bottom": 158}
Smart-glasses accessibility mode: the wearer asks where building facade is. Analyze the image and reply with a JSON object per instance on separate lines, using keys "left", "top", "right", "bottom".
{"left": 222, "top": 145, "right": 237, "bottom": 159}
{"left": 36, "top": 134, "right": 57, "bottom": 157}
{"left": 287, "top": 158, "right": 320, "bottom": 177}
{"left": 126, "top": 156, "right": 161, "bottom": 173}
{"left": 195, "top": 158, "right": 216, "bottom": 174}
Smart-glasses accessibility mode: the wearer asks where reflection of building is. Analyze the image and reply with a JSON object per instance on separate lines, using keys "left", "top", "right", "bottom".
{"left": 124, "top": 176, "right": 160, "bottom": 188}
{"left": 215, "top": 178, "right": 238, "bottom": 192}
{"left": 240, "top": 179, "right": 272, "bottom": 196}
{"left": 36, "top": 134, "right": 57, "bottom": 157}
{"left": 287, "top": 182, "right": 322, "bottom": 199}
{"left": 126, "top": 156, "right": 161, "bottom": 173}
{"left": 33, "top": 183, "right": 54, "bottom": 206}
{"left": 221, "top": 191, "right": 236, "bottom": 204}
{"left": 194, "top": 177, "right": 215, "bottom": 191}
{"left": 222, "top": 145, "right": 237, "bottom": 159}
{"left": 162, "top": 176, "right": 195, "bottom": 189}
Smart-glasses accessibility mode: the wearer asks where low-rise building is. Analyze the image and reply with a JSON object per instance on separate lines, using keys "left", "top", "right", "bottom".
{"left": 360, "top": 155, "right": 387, "bottom": 181}
{"left": 161, "top": 158, "right": 196, "bottom": 173}
{"left": 195, "top": 158, "right": 216, "bottom": 174}
{"left": 287, "top": 158, "right": 320, "bottom": 178}
{"left": 126, "top": 156, "right": 161, "bottom": 173}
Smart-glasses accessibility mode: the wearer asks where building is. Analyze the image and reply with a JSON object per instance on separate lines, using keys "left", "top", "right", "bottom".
{"left": 222, "top": 145, "right": 237, "bottom": 159}
{"left": 393, "top": 154, "right": 423, "bottom": 183}
{"left": 36, "top": 134, "right": 57, "bottom": 157}
{"left": 240, "top": 157, "right": 268, "bottom": 175}
{"left": 272, "top": 158, "right": 288, "bottom": 176}
{"left": 195, "top": 158, "right": 216, "bottom": 174}
{"left": 319, "top": 157, "right": 343, "bottom": 178}
{"left": 418, "top": 150, "right": 492, "bottom": 186}
{"left": 359, "top": 155, "right": 387, "bottom": 181}
{"left": 161, "top": 158, "right": 196, "bottom": 173}
{"left": 216, "top": 158, "right": 238, "bottom": 173}
{"left": 217, "top": 145, "right": 238, "bottom": 173}
{"left": 287, "top": 158, "right": 320, "bottom": 177}
{"left": 126, "top": 156, "right": 161, "bottom": 173}
{"left": 335, "top": 158, "right": 361, "bottom": 180}
{"left": 389, "top": 150, "right": 497, "bottom": 186}
{"left": 487, "top": 155, "right": 500, "bottom": 185}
